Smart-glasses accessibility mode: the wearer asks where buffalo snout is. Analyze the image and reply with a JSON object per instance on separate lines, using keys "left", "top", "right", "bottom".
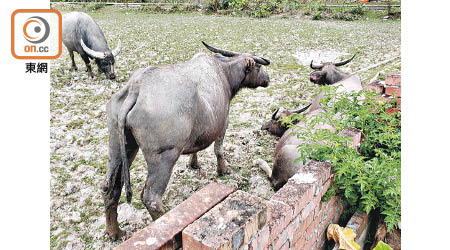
{"left": 310, "top": 72, "right": 320, "bottom": 83}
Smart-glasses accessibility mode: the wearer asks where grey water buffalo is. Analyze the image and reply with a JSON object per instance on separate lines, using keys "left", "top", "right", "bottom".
{"left": 309, "top": 54, "right": 356, "bottom": 85}
{"left": 62, "top": 12, "right": 121, "bottom": 79}
{"left": 261, "top": 104, "right": 311, "bottom": 137}
{"left": 102, "top": 41, "right": 270, "bottom": 239}
{"left": 260, "top": 74, "right": 362, "bottom": 190}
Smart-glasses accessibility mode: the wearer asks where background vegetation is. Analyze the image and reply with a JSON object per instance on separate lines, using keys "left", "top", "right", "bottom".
{"left": 51, "top": 0, "right": 401, "bottom": 19}
{"left": 284, "top": 87, "right": 401, "bottom": 231}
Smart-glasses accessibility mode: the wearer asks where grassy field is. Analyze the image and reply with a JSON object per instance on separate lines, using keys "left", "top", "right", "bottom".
{"left": 50, "top": 7, "right": 400, "bottom": 249}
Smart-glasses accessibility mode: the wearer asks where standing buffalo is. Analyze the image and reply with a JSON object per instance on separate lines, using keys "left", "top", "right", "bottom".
{"left": 102, "top": 41, "right": 270, "bottom": 239}
{"left": 309, "top": 54, "right": 356, "bottom": 85}
{"left": 62, "top": 12, "right": 121, "bottom": 79}
{"left": 260, "top": 72, "right": 362, "bottom": 190}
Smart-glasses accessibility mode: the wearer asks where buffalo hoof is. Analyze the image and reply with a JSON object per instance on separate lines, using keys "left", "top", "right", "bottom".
{"left": 218, "top": 165, "right": 232, "bottom": 176}
{"left": 187, "top": 163, "right": 200, "bottom": 169}
{"left": 187, "top": 160, "right": 200, "bottom": 169}
{"left": 71, "top": 65, "right": 78, "bottom": 71}
{"left": 106, "top": 227, "right": 125, "bottom": 241}
{"left": 187, "top": 154, "right": 200, "bottom": 169}
{"left": 88, "top": 71, "right": 94, "bottom": 78}
{"left": 149, "top": 208, "right": 164, "bottom": 221}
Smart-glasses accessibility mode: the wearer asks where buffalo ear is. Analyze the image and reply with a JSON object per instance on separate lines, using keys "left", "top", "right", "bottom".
{"left": 245, "top": 57, "right": 256, "bottom": 72}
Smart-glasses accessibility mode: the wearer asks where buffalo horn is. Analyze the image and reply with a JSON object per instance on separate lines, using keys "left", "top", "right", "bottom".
{"left": 80, "top": 39, "right": 106, "bottom": 59}
{"left": 252, "top": 56, "right": 270, "bottom": 65}
{"left": 310, "top": 60, "right": 323, "bottom": 69}
{"left": 271, "top": 108, "right": 280, "bottom": 120}
{"left": 202, "top": 41, "right": 238, "bottom": 57}
{"left": 112, "top": 39, "right": 122, "bottom": 57}
{"left": 202, "top": 41, "right": 270, "bottom": 65}
{"left": 334, "top": 53, "right": 357, "bottom": 67}
{"left": 293, "top": 103, "right": 312, "bottom": 114}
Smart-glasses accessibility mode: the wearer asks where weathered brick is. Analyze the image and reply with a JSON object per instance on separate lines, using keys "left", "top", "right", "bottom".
{"left": 267, "top": 200, "right": 293, "bottom": 243}
{"left": 319, "top": 179, "right": 332, "bottom": 198}
{"left": 385, "top": 86, "right": 401, "bottom": 97}
{"left": 247, "top": 236, "right": 257, "bottom": 250}
{"left": 318, "top": 213, "right": 335, "bottom": 236}
{"left": 364, "top": 82, "right": 384, "bottom": 94}
{"left": 332, "top": 198, "right": 344, "bottom": 223}
{"left": 386, "top": 107, "right": 401, "bottom": 114}
{"left": 385, "top": 73, "right": 401, "bottom": 87}
{"left": 279, "top": 240, "right": 290, "bottom": 250}
{"left": 292, "top": 213, "right": 313, "bottom": 244}
{"left": 317, "top": 225, "right": 328, "bottom": 244}
{"left": 325, "top": 206, "right": 336, "bottom": 223}
{"left": 292, "top": 235, "right": 306, "bottom": 250}
{"left": 304, "top": 228, "right": 318, "bottom": 250}
{"left": 346, "top": 212, "right": 369, "bottom": 239}
{"left": 315, "top": 234, "right": 327, "bottom": 250}
{"left": 300, "top": 200, "right": 316, "bottom": 221}
{"left": 294, "top": 160, "right": 332, "bottom": 186}
{"left": 183, "top": 190, "right": 267, "bottom": 250}
{"left": 272, "top": 228, "right": 288, "bottom": 250}
{"left": 339, "top": 128, "right": 362, "bottom": 149}
{"left": 285, "top": 216, "right": 301, "bottom": 241}
{"left": 117, "top": 182, "right": 234, "bottom": 250}
{"left": 257, "top": 225, "right": 270, "bottom": 249}
{"left": 270, "top": 181, "right": 315, "bottom": 219}
{"left": 314, "top": 203, "right": 323, "bottom": 222}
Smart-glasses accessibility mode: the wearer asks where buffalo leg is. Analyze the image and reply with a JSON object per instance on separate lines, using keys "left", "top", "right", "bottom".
{"left": 141, "top": 147, "right": 180, "bottom": 220}
{"left": 215, "top": 120, "right": 231, "bottom": 175}
{"left": 102, "top": 128, "right": 138, "bottom": 240}
{"left": 69, "top": 50, "right": 78, "bottom": 71}
{"left": 187, "top": 153, "right": 200, "bottom": 169}
{"left": 80, "top": 53, "right": 94, "bottom": 78}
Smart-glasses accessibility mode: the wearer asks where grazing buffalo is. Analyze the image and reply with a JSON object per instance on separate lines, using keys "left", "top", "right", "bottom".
{"left": 309, "top": 54, "right": 356, "bottom": 85}
{"left": 62, "top": 12, "right": 121, "bottom": 79}
{"left": 102, "top": 42, "right": 270, "bottom": 239}
{"left": 260, "top": 74, "right": 362, "bottom": 190}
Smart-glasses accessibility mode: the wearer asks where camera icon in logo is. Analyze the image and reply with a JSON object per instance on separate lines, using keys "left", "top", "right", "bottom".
{"left": 11, "top": 9, "right": 62, "bottom": 59}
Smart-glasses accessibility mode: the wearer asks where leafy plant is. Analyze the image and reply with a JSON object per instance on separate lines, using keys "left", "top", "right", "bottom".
{"left": 86, "top": 2, "right": 106, "bottom": 11}
{"left": 373, "top": 241, "right": 393, "bottom": 250}
{"left": 287, "top": 86, "right": 401, "bottom": 231}
{"left": 229, "top": 0, "right": 248, "bottom": 10}
{"left": 304, "top": 2, "right": 367, "bottom": 21}
{"left": 250, "top": 0, "right": 281, "bottom": 18}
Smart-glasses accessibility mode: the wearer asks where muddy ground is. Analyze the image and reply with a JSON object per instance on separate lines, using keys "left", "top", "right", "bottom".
{"left": 50, "top": 7, "right": 400, "bottom": 249}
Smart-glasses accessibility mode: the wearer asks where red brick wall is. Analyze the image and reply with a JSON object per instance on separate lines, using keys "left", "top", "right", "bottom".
{"left": 117, "top": 161, "right": 343, "bottom": 250}
{"left": 261, "top": 160, "right": 344, "bottom": 250}
{"left": 364, "top": 73, "right": 401, "bottom": 103}
{"left": 179, "top": 161, "right": 344, "bottom": 250}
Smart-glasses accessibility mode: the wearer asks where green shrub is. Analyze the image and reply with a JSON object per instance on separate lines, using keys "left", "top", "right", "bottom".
{"left": 229, "top": 0, "right": 248, "bottom": 10}
{"left": 350, "top": 4, "right": 366, "bottom": 16}
{"left": 303, "top": 1, "right": 326, "bottom": 15}
{"left": 304, "top": 2, "right": 367, "bottom": 21}
{"left": 249, "top": 0, "right": 281, "bottom": 18}
{"left": 312, "top": 10, "right": 323, "bottom": 20}
{"left": 86, "top": 2, "right": 105, "bottom": 11}
{"left": 286, "top": 86, "right": 401, "bottom": 231}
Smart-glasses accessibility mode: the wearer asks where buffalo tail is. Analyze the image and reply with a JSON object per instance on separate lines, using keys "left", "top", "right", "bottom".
{"left": 117, "top": 87, "right": 139, "bottom": 203}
